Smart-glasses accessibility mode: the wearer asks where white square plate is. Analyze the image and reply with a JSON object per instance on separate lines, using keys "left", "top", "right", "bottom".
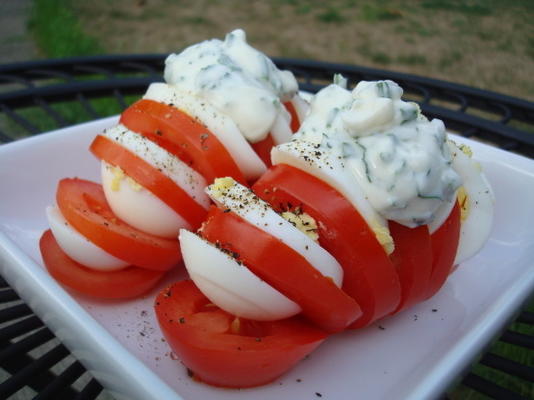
{"left": 1, "top": 116, "right": 533, "bottom": 400}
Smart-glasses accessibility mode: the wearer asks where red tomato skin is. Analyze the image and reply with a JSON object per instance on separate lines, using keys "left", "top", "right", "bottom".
{"left": 424, "top": 202, "right": 461, "bottom": 299}
{"left": 56, "top": 178, "right": 181, "bottom": 271}
{"left": 388, "top": 222, "right": 433, "bottom": 314}
{"left": 251, "top": 134, "right": 275, "bottom": 168}
{"left": 283, "top": 101, "right": 301, "bottom": 133}
{"left": 120, "top": 99, "right": 246, "bottom": 184}
{"left": 90, "top": 134, "right": 207, "bottom": 229}
{"left": 155, "top": 280, "right": 327, "bottom": 388}
{"left": 40, "top": 230, "right": 165, "bottom": 299}
{"left": 200, "top": 206, "right": 362, "bottom": 333}
{"left": 252, "top": 164, "right": 401, "bottom": 328}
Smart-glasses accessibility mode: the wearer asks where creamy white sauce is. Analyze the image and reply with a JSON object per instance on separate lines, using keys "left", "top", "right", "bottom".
{"left": 164, "top": 29, "right": 298, "bottom": 144}
{"left": 290, "top": 80, "right": 461, "bottom": 228}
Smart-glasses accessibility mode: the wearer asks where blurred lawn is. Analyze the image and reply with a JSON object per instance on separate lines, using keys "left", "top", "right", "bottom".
{"left": 22, "top": 0, "right": 534, "bottom": 399}
{"left": 70, "top": 0, "right": 533, "bottom": 101}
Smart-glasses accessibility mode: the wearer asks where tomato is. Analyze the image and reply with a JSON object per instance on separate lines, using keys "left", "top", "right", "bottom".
{"left": 251, "top": 134, "right": 275, "bottom": 168}
{"left": 283, "top": 101, "right": 300, "bottom": 133}
{"left": 252, "top": 164, "right": 401, "bottom": 328}
{"left": 424, "top": 201, "right": 461, "bottom": 299}
{"left": 251, "top": 101, "right": 300, "bottom": 168}
{"left": 388, "top": 222, "right": 432, "bottom": 313}
{"left": 200, "top": 206, "right": 361, "bottom": 333}
{"left": 154, "top": 280, "right": 328, "bottom": 388}
{"left": 56, "top": 178, "right": 181, "bottom": 271}
{"left": 120, "top": 99, "right": 246, "bottom": 184}
{"left": 40, "top": 230, "right": 165, "bottom": 298}
{"left": 90, "top": 134, "right": 207, "bottom": 229}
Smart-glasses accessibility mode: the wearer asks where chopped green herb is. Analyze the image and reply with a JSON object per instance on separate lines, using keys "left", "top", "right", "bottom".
{"left": 355, "top": 141, "right": 372, "bottom": 182}
{"left": 400, "top": 106, "right": 418, "bottom": 124}
{"left": 376, "top": 81, "right": 391, "bottom": 98}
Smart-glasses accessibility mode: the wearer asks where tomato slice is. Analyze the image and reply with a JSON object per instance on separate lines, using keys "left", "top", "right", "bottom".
{"left": 56, "top": 178, "right": 181, "bottom": 271}
{"left": 40, "top": 230, "right": 165, "bottom": 298}
{"left": 388, "top": 222, "right": 432, "bottom": 313}
{"left": 424, "top": 201, "right": 461, "bottom": 299}
{"left": 200, "top": 206, "right": 361, "bottom": 333}
{"left": 283, "top": 101, "right": 300, "bottom": 133}
{"left": 90, "top": 134, "right": 207, "bottom": 229}
{"left": 120, "top": 99, "right": 246, "bottom": 184}
{"left": 250, "top": 134, "right": 275, "bottom": 168}
{"left": 252, "top": 164, "right": 401, "bottom": 328}
{"left": 154, "top": 280, "right": 327, "bottom": 388}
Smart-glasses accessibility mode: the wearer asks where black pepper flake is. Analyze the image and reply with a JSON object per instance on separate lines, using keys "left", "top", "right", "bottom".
{"left": 378, "top": 325, "right": 385, "bottom": 330}
{"left": 179, "top": 317, "right": 186, "bottom": 324}
{"left": 139, "top": 332, "right": 145, "bottom": 337}
{"left": 315, "top": 393, "right": 322, "bottom": 397}
{"left": 223, "top": 208, "right": 231, "bottom": 213}
{"left": 432, "top": 309, "right": 438, "bottom": 312}
{"left": 296, "top": 378, "right": 302, "bottom": 383}
{"left": 413, "top": 314, "right": 419, "bottom": 321}
{"left": 155, "top": 129, "right": 163, "bottom": 136}
{"left": 186, "top": 368, "right": 194, "bottom": 378}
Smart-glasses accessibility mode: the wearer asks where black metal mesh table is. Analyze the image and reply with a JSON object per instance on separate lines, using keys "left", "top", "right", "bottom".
{"left": 0, "top": 55, "right": 533, "bottom": 399}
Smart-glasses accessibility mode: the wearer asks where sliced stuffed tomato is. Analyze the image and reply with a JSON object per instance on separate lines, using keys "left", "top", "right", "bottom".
{"left": 253, "top": 164, "right": 402, "bottom": 328}
{"left": 200, "top": 205, "right": 361, "bottom": 333}
{"left": 90, "top": 133, "right": 208, "bottom": 230}
{"left": 40, "top": 230, "right": 165, "bottom": 298}
{"left": 120, "top": 99, "right": 246, "bottom": 184}
{"left": 154, "top": 280, "right": 328, "bottom": 388}
{"left": 388, "top": 221, "right": 432, "bottom": 313}
{"left": 424, "top": 201, "right": 461, "bottom": 299}
{"left": 56, "top": 178, "right": 181, "bottom": 271}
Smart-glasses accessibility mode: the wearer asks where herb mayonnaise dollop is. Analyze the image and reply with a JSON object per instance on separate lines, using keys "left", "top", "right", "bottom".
{"left": 292, "top": 79, "right": 461, "bottom": 228}
{"left": 164, "top": 29, "right": 298, "bottom": 144}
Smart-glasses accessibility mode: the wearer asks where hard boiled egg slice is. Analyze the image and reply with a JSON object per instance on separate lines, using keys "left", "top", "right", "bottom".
{"left": 101, "top": 124, "right": 210, "bottom": 238}
{"left": 291, "top": 93, "right": 311, "bottom": 123}
{"left": 180, "top": 229, "right": 301, "bottom": 320}
{"left": 448, "top": 141, "right": 495, "bottom": 265}
{"left": 144, "top": 83, "right": 266, "bottom": 181}
{"left": 101, "top": 162, "right": 191, "bottom": 238}
{"left": 46, "top": 206, "right": 129, "bottom": 271}
{"left": 272, "top": 141, "right": 394, "bottom": 255}
{"left": 207, "top": 177, "right": 343, "bottom": 286}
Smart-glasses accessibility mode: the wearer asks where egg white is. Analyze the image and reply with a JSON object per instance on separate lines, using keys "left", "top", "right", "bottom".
{"left": 144, "top": 83, "right": 266, "bottom": 181}
{"left": 101, "top": 162, "right": 191, "bottom": 237}
{"left": 448, "top": 141, "right": 494, "bottom": 265}
{"left": 207, "top": 179, "right": 343, "bottom": 286}
{"left": 100, "top": 125, "right": 210, "bottom": 238}
{"left": 291, "top": 93, "right": 311, "bottom": 124}
{"left": 271, "top": 142, "right": 392, "bottom": 252}
{"left": 46, "top": 206, "right": 129, "bottom": 271}
{"left": 180, "top": 229, "right": 301, "bottom": 321}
